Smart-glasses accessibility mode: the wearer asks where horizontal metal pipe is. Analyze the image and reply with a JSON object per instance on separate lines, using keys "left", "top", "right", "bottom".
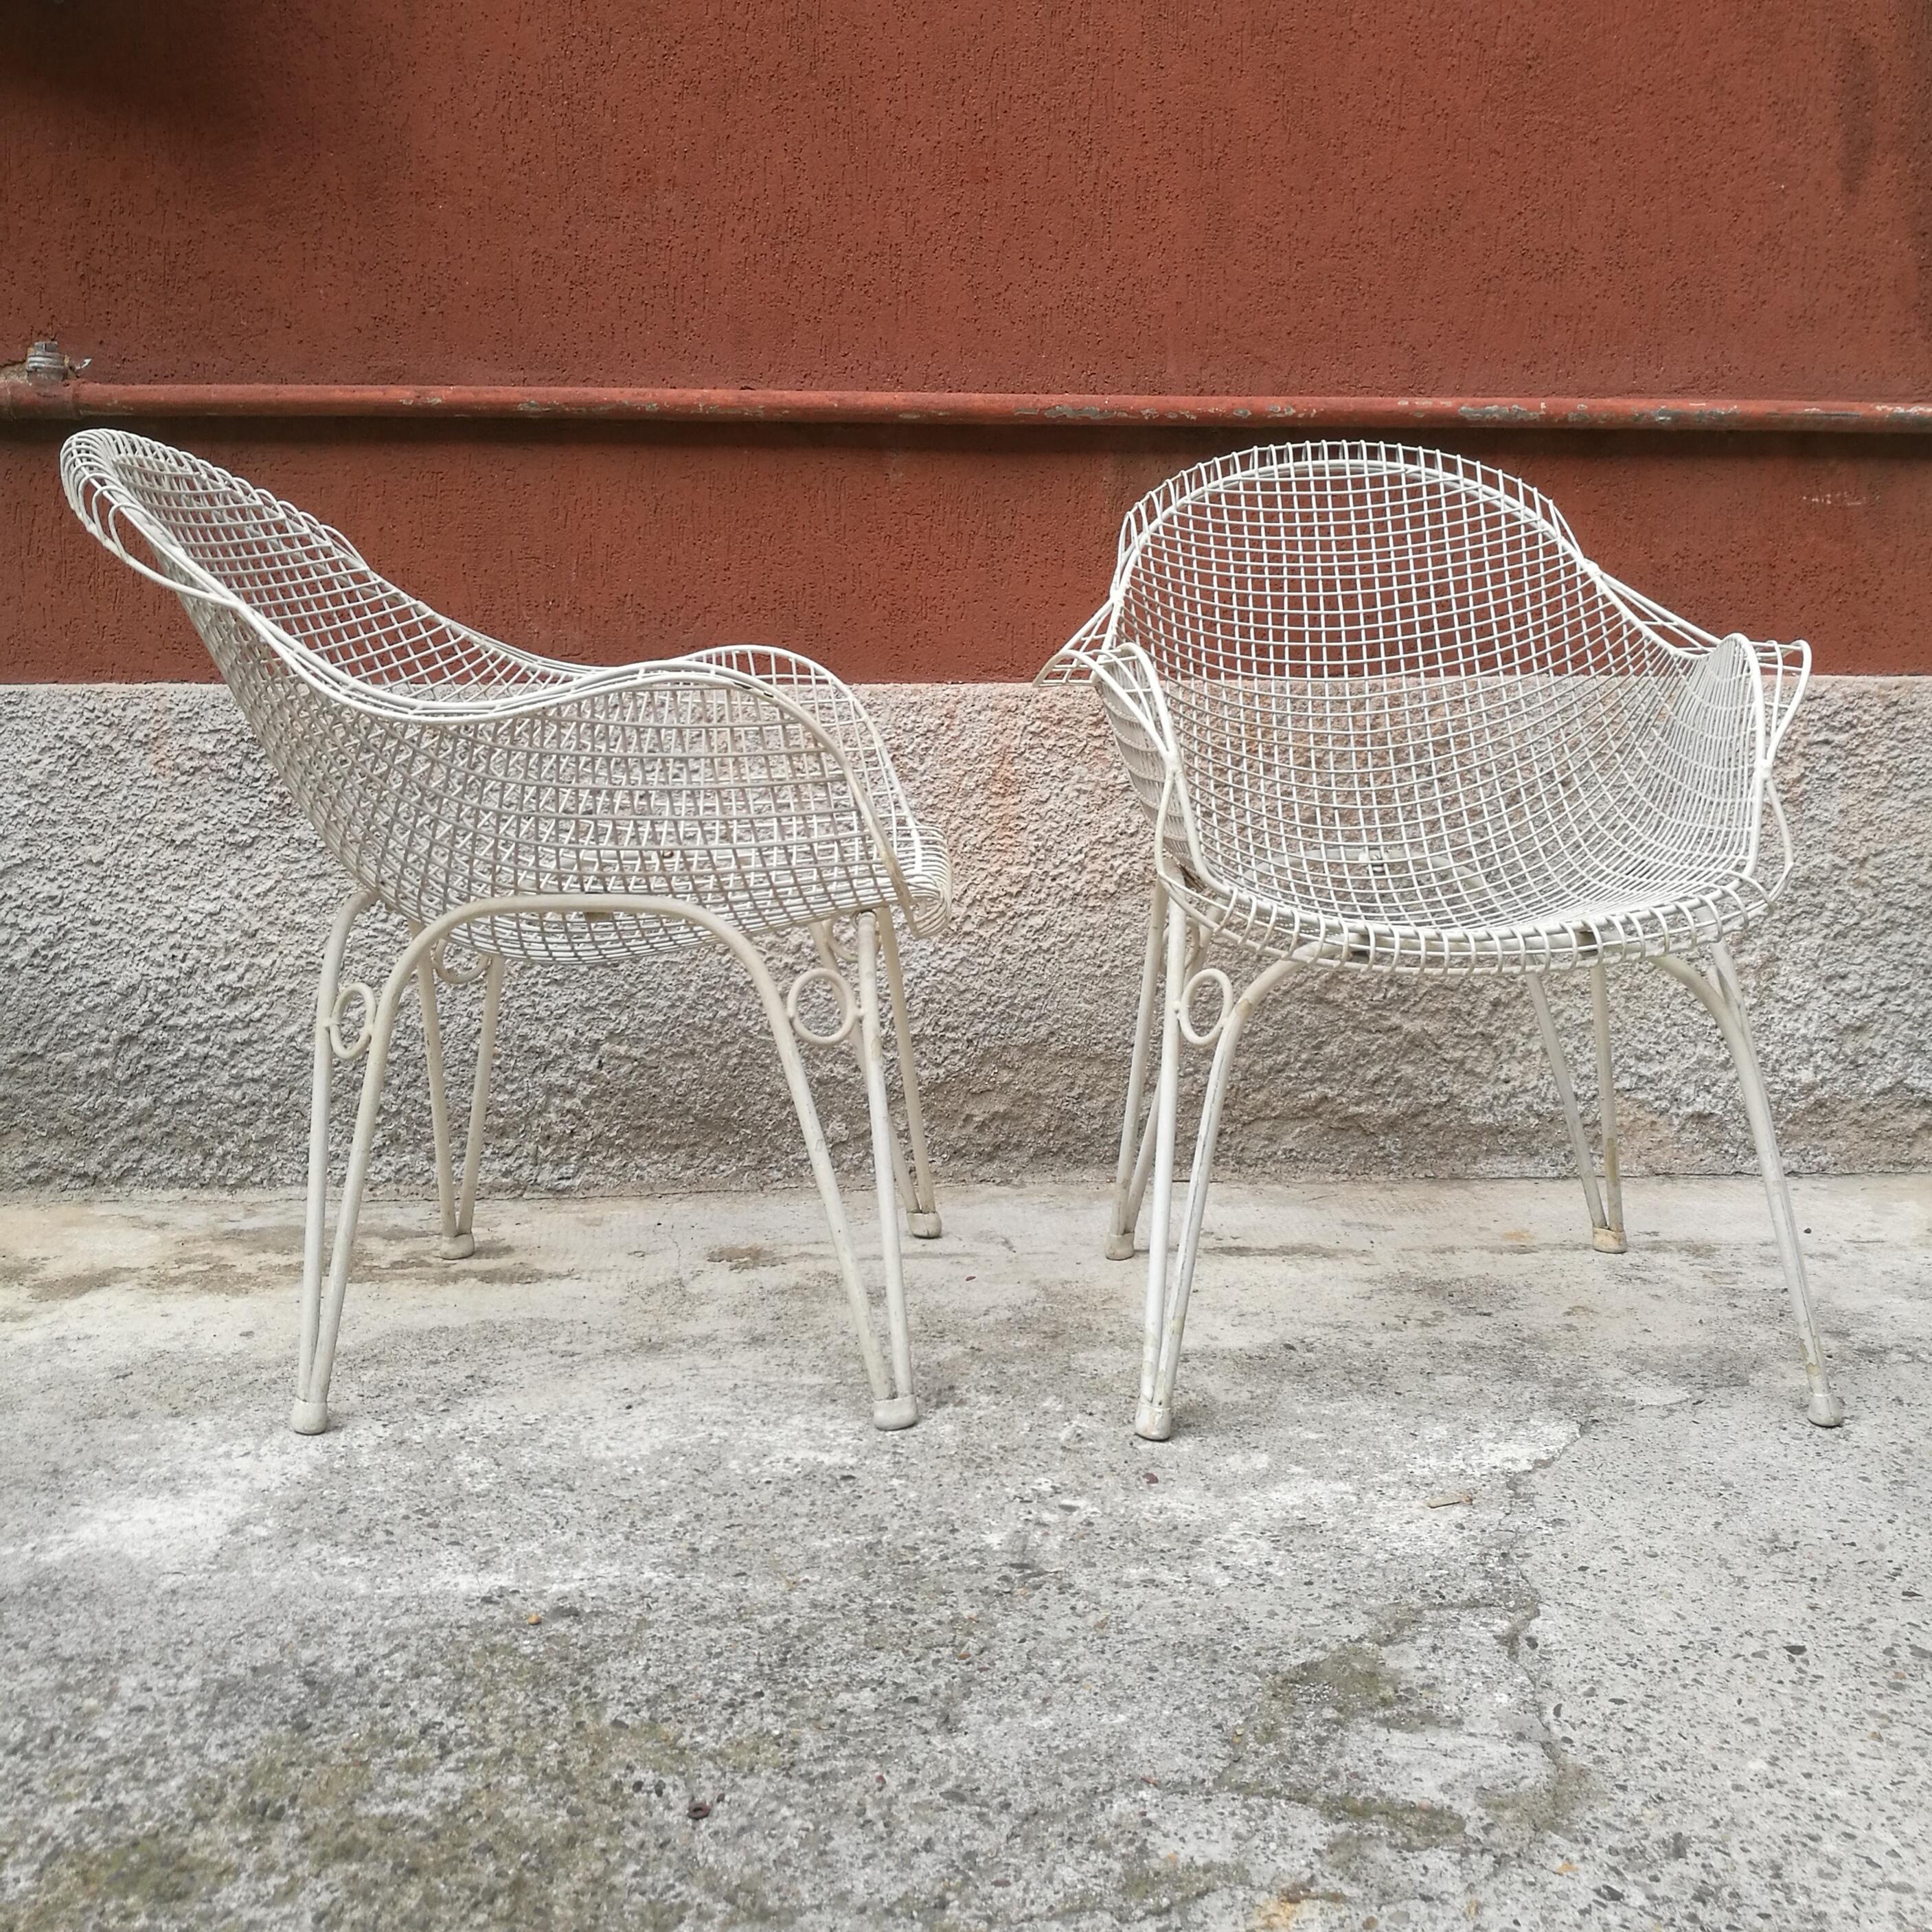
{"left": 3, "top": 379, "right": 1930, "bottom": 432}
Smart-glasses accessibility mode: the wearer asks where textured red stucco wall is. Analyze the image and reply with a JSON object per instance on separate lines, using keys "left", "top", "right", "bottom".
{"left": 3, "top": 1, "right": 1929, "bottom": 677}
{"left": 9, "top": 424, "right": 1927, "bottom": 681}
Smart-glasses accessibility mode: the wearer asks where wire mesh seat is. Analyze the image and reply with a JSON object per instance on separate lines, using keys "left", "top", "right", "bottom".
{"left": 1041, "top": 440, "right": 1841, "bottom": 1437}
{"left": 65, "top": 428, "right": 948, "bottom": 1434}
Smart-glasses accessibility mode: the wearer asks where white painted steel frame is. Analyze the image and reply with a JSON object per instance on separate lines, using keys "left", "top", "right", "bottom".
{"left": 65, "top": 430, "right": 946, "bottom": 1434}
{"left": 1044, "top": 441, "right": 1843, "bottom": 1437}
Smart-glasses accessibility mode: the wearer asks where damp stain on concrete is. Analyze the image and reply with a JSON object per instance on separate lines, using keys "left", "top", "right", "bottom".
{"left": 705, "top": 1243, "right": 789, "bottom": 1273}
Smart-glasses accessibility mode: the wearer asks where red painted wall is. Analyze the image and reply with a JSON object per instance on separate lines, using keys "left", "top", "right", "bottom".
{"left": 3, "top": 1, "right": 1929, "bottom": 677}
{"left": 8, "top": 424, "right": 1931, "bottom": 681}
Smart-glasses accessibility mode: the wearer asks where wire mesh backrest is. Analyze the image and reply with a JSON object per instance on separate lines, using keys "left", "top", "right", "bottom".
{"left": 61, "top": 430, "right": 560, "bottom": 698}
{"left": 62, "top": 432, "right": 937, "bottom": 957}
{"left": 1113, "top": 443, "right": 1763, "bottom": 923}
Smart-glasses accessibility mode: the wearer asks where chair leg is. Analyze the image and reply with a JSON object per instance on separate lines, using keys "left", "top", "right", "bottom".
{"left": 745, "top": 930, "right": 905, "bottom": 1428}
{"left": 1655, "top": 944, "right": 1845, "bottom": 1427}
{"left": 857, "top": 913, "right": 918, "bottom": 1427}
{"left": 1139, "top": 995, "right": 1255, "bottom": 1442}
{"left": 1135, "top": 946, "right": 1299, "bottom": 1442}
{"left": 294, "top": 957, "right": 407, "bottom": 1435}
{"left": 1589, "top": 965, "right": 1626, "bottom": 1247}
{"left": 415, "top": 951, "right": 466, "bottom": 1260}
{"left": 299, "top": 888, "right": 378, "bottom": 1405}
{"left": 876, "top": 915, "right": 942, "bottom": 1240}
{"left": 1135, "top": 898, "right": 1190, "bottom": 1436}
{"left": 452, "top": 956, "right": 505, "bottom": 1256}
{"left": 1525, "top": 971, "right": 1624, "bottom": 1252}
{"left": 1109, "top": 878, "right": 1170, "bottom": 1261}
{"left": 297, "top": 893, "right": 917, "bottom": 1435}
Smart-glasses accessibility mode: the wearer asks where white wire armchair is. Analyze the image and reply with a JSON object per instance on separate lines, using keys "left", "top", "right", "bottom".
{"left": 64, "top": 429, "right": 948, "bottom": 1435}
{"left": 1041, "top": 440, "right": 1841, "bottom": 1439}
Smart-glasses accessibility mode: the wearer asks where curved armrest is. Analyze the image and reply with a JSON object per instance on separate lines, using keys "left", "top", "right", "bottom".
{"left": 1598, "top": 573, "right": 1811, "bottom": 762}
{"left": 416, "top": 652, "right": 931, "bottom": 919}
{"left": 1032, "top": 602, "right": 1176, "bottom": 757}
{"left": 1036, "top": 602, "right": 1114, "bottom": 686}
{"left": 680, "top": 645, "right": 903, "bottom": 793}
{"left": 1741, "top": 635, "right": 1810, "bottom": 758}
{"left": 680, "top": 644, "right": 942, "bottom": 902}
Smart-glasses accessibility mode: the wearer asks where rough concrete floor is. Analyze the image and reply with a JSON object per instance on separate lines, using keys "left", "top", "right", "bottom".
{"left": 1, "top": 1178, "right": 1928, "bottom": 1932}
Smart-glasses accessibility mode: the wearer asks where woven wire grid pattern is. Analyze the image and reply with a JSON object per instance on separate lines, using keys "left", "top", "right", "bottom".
{"left": 62, "top": 431, "right": 948, "bottom": 962}
{"left": 1052, "top": 442, "right": 1804, "bottom": 974}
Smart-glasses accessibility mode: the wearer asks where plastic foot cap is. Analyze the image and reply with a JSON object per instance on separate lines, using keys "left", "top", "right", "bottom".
{"left": 1133, "top": 1399, "right": 1172, "bottom": 1442}
{"left": 290, "top": 1397, "right": 331, "bottom": 1435}
{"left": 1592, "top": 1227, "right": 1628, "bottom": 1254}
{"left": 906, "top": 1211, "right": 942, "bottom": 1240}
{"left": 1105, "top": 1231, "right": 1137, "bottom": 1262}
{"left": 872, "top": 1394, "right": 918, "bottom": 1432}
{"left": 1806, "top": 1389, "right": 1848, "bottom": 1428}
{"left": 438, "top": 1232, "right": 477, "bottom": 1261}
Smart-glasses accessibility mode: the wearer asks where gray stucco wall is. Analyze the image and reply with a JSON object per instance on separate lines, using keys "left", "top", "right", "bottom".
{"left": 1, "top": 679, "right": 1927, "bottom": 1194}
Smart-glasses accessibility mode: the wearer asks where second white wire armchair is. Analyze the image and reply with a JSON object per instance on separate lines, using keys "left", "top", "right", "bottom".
{"left": 64, "top": 429, "right": 949, "bottom": 1435}
{"left": 1041, "top": 440, "right": 1841, "bottom": 1439}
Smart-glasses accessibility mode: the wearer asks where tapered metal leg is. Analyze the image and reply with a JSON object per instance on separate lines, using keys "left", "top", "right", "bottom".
{"left": 743, "top": 928, "right": 906, "bottom": 1425}
{"left": 416, "top": 951, "right": 465, "bottom": 1260}
{"left": 1656, "top": 946, "right": 1845, "bottom": 1427}
{"left": 1109, "top": 879, "right": 1169, "bottom": 1261}
{"left": 295, "top": 970, "right": 406, "bottom": 1435}
{"left": 1589, "top": 965, "right": 1625, "bottom": 1249}
{"left": 452, "top": 957, "right": 504, "bottom": 1253}
{"left": 297, "top": 889, "right": 378, "bottom": 1416}
{"left": 1139, "top": 953, "right": 1297, "bottom": 1441}
{"left": 876, "top": 916, "right": 942, "bottom": 1240}
{"left": 857, "top": 913, "right": 918, "bottom": 1429}
{"left": 1141, "top": 1006, "right": 1248, "bottom": 1440}
{"left": 1135, "top": 900, "right": 1189, "bottom": 1437}
{"left": 1526, "top": 973, "right": 1622, "bottom": 1251}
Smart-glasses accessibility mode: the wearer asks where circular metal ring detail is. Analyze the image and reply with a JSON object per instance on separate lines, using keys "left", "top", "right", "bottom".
{"left": 786, "top": 965, "right": 858, "bottom": 1047}
{"left": 1178, "top": 967, "right": 1234, "bottom": 1047}
{"left": 813, "top": 918, "right": 860, "bottom": 968}
{"left": 328, "top": 981, "right": 376, "bottom": 1061}
{"left": 431, "top": 940, "right": 490, "bottom": 986}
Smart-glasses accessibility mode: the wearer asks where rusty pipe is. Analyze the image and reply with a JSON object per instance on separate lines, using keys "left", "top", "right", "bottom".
{"left": 3, "top": 380, "right": 1931, "bottom": 432}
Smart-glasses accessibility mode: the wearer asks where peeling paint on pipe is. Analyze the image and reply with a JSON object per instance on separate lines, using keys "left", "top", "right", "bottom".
{"left": 3, "top": 381, "right": 1931, "bottom": 433}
